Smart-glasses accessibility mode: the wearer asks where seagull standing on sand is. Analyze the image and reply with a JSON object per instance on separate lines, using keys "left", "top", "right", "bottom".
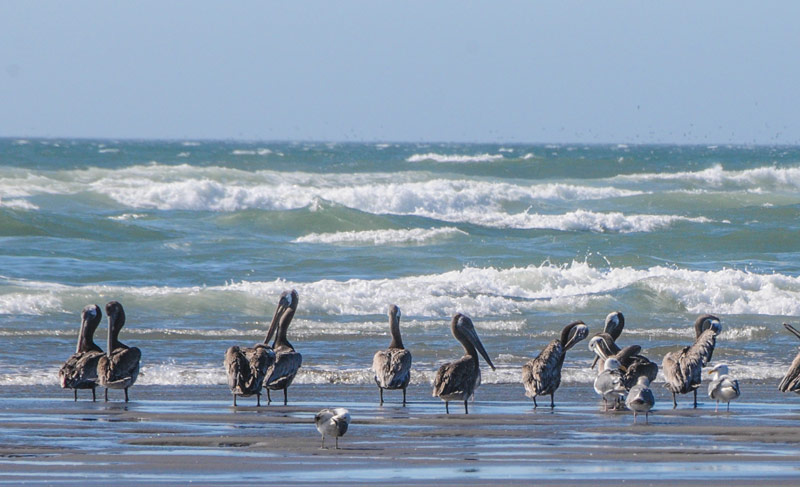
{"left": 372, "top": 305, "right": 412, "bottom": 406}
{"left": 315, "top": 408, "right": 350, "bottom": 449}
{"left": 626, "top": 375, "right": 655, "bottom": 424}
{"left": 97, "top": 301, "right": 141, "bottom": 402}
{"left": 432, "top": 313, "right": 495, "bottom": 414}
{"left": 662, "top": 314, "right": 721, "bottom": 408}
{"left": 588, "top": 312, "right": 659, "bottom": 390}
{"left": 778, "top": 323, "right": 800, "bottom": 395}
{"left": 58, "top": 305, "right": 105, "bottom": 401}
{"left": 593, "top": 357, "right": 627, "bottom": 411}
{"left": 522, "top": 321, "right": 589, "bottom": 408}
{"left": 223, "top": 294, "right": 285, "bottom": 407}
{"left": 264, "top": 290, "right": 302, "bottom": 405}
{"left": 707, "top": 363, "right": 740, "bottom": 412}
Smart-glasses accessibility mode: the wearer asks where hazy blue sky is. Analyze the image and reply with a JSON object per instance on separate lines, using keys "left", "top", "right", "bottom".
{"left": 2, "top": 2, "right": 799, "bottom": 144}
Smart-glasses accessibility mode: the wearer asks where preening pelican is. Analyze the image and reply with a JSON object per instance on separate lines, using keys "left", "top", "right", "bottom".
{"left": 372, "top": 305, "right": 412, "bottom": 405}
{"left": 223, "top": 294, "right": 286, "bottom": 407}
{"left": 264, "top": 290, "right": 302, "bottom": 405}
{"left": 432, "top": 313, "right": 495, "bottom": 414}
{"left": 522, "top": 320, "right": 589, "bottom": 408}
{"left": 707, "top": 363, "right": 740, "bottom": 412}
{"left": 590, "top": 311, "right": 625, "bottom": 369}
{"left": 315, "top": 408, "right": 350, "bottom": 449}
{"left": 593, "top": 357, "right": 627, "bottom": 411}
{"left": 97, "top": 301, "right": 141, "bottom": 402}
{"left": 662, "top": 314, "right": 721, "bottom": 408}
{"left": 779, "top": 323, "right": 800, "bottom": 394}
{"left": 58, "top": 305, "right": 104, "bottom": 401}
{"left": 626, "top": 376, "right": 655, "bottom": 424}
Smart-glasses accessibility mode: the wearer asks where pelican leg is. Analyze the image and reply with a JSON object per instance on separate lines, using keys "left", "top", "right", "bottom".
{"left": 267, "top": 389, "right": 272, "bottom": 404}
{"left": 105, "top": 388, "right": 109, "bottom": 402}
{"left": 92, "top": 387, "right": 96, "bottom": 402}
{"left": 645, "top": 411, "right": 649, "bottom": 424}
{"left": 533, "top": 397, "right": 538, "bottom": 409}
{"left": 402, "top": 387, "right": 407, "bottom": 407}
{"left": 726, "top": 401, "right": 730, "bottom": 412}
{"left": 335, "top": 436, "right": 339, "bottom": 450}
{"left": 379, "top": 387, "right": 384, "bottom": 405}
{"left": 672, "top": 392, "right": 677, "bottom": 409}
{"left": 445, "top": 401, "right": 449, "bottom": 414}
{"left": 283, "top": 387, "right": 288, "bottom": 406}
{"left": 693, "top": 389, "right": 697, "bottom": 408}
{"left": 257, "top": 393, "right": 261, "bottom": 407}
{"left": 464, "top": 399, "right": 469, "bottom": 415}
{"left": 124, "top": 387, "right": 129, "bottom": 403}
{"left": 233, "top": 394, "right": 237, "bottom": 407}
{"left": 550, "top": 393, "right": 555, "bottom": 409}
{"left": 73, "top": 389, "right": 77, "bottom": 401}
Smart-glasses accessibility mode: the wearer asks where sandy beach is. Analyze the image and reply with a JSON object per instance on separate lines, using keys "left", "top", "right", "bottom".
{"left": 2, "top": 381, "right": 800, "bottom": 486}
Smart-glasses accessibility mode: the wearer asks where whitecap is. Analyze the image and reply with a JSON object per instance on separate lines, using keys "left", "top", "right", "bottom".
{"left": 406, "top": 153, "right": 504, "bottom": 163}
{"left": 294, "top": 227, "right": 468, "bottom": 246}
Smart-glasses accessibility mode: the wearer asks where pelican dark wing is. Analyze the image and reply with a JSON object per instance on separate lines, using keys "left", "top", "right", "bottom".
{"left": 521, "top": 321, "right": 588, "bottom": 408}
{"left": 224, "top": 344, "right": 275, "bottom": 405}
{"left": 662, "top": 314, "right": 721, "bottom": 408}
{"left": 779, "top": 324, "right": 800, "bottom": 394}
{"left": 372, "top": 305, "right": 412, "bottom": 405}
{"left": 97, "top": 301, "right": 141, "bottom": 402}
{"left": 263, "top": 290, "right": 301, "bottom": 405}
{"left": 59, "top": 304, "right": 104, "bottom": 401}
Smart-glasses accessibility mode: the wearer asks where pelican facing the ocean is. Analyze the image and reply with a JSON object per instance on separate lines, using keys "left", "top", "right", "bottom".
{"left": 432, "top": 313, "right": 495, "bottom": 414}
{"left": 522, "top": 320, "right": 589, "bottom": 408}
{"left": 58, "top": 305, "right": 104, "bottom": 401}
{"left": 97, "top": 301, "right": 141, "bottom": 402}
{"left": 264, "top": 290, "right": 302, "bottom": 405}
{"left": 662, "top": 314, "right": 721, "bottom": 408}
{"left": 372, "top": 305, "right": 412, "bottom": 405}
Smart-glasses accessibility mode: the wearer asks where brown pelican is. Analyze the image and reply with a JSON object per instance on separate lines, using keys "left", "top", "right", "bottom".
{"left": 264, "top": 290, "right": 301, "bottom": 405}
{"left": 97, "top": 301, "right": 141, "bottom": 402}
{"left": 662, "top": 314, "right": 721, "bottom": 408}
{"left": 778, "top": 323, "right": 800, "bottom": 394}
{"left": 223, "top": 295, "right": 286, "bottom": 407}
{"left": 593, "top": 357, "right": 627, "bottom": 411}
{"left": 590, "top": 311, "right": 625, "bottom": 369}
{"left": 590, "top": 335, "right": 659, "bottom": 392}
{"left": 432, "top": 313, "right": 495, "bottom": 414}
{"left": 626, "top": 375, "right": 655, "bottom": 424}
{"left": 315, "top": 408, "right": 350, "bottom": 449}
{"left": 707, "top": 363, "right": 740, "bottom": 412}
{"left": 372, "top": 305, "right": 412, "bottom": 406}
{"left": 58, "top": 305, "right": 104, "bottom": 401}
{"left": 522, "top": 320, "right": 588, "bottom": 408}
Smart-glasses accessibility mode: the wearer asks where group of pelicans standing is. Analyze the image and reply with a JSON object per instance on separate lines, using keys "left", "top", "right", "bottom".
{"left": 60, "top": 290, "right": 800, "bottom": 429}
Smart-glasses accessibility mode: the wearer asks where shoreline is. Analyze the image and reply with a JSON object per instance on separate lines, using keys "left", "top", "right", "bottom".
{"left": 2, "top": 382, "right": 800, "bottom": 485}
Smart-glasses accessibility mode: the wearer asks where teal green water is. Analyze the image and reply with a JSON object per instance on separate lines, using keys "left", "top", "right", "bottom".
{"left": 1, "top": 138, "right": 799, "bottom": 387}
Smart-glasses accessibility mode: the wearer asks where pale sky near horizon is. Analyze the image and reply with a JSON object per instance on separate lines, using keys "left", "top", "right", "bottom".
{"left": 1, "top": 2, "right": 799, "bottom": 144}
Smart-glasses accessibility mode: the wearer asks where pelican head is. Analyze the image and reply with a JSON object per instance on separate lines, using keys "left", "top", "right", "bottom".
{"left": 708, "top": 363, "right": 730, "bottom": 377}
{"left": 604, "top": 311, "right": 625, "bottom": 340}
{"left": 452, "top": 313, "right": 495, "bottom": 370}
{"left": 561, "top": 321, "right": 589, "bottom": 351}
{"left": 265, "top": 289, "right": 299, "bottom": 345}
{"left": 603, "top": 357, "right": 622, "bottom": 371}
{"left": 388, "top": 304, "right": 401, "bottom": 320}
{"left": 105, "top": 301, "right": 126, "bottom": 353}
{"left": 77, "top": 304, "right": 103, "bottom": 353}
{"left": 694, "top": 314, "right": 722, "bottom": 337}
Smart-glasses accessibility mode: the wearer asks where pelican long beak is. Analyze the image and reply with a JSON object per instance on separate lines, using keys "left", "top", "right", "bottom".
{"left": 264, "top": 301, "right": 286, "bottom": 345}
{"left": 590, "top": 355, "right": 600, "bottom": 370}
{"left": 784, "top": 323, "right": 800, "bottom": 340}
{"left": 467, "top": 327, "right": 495, "bottom": 370}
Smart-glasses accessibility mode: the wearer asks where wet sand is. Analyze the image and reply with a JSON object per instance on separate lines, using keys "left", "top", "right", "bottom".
{"left": 2, "top": 381, "right": 800, "bottom": 485}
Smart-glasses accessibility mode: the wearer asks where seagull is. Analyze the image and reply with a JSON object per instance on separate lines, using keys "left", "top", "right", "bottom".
{"left": 372, "top": 305, "right": 412, "bottom": 405}
{"left": 522, "top": 320, "right": 589, "bottom": 408}
{"left": 707, "top": 363, "right": 740, "bottom": 412}
{"left": 778, "top": 323, "right": 800, "bottom": 394}
{"left": 626, "top": 375, "right": 655, "bottom": 424}
{"left": 593, "top": 357, "right": 627, "bottom": 411}
{"left": 315, "top": 408, "right": 350, "bottom": 449}
{"left": 58, "top": 305, "right": 105, "bottom": 401}
{"left": 662, "top": 314, "right": 721, "bottom": 408}
{"left": 432, "top": 313, "right": 495, "bottom": 414}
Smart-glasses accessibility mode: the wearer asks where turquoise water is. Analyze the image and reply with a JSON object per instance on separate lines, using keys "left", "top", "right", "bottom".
{"left": 1, "top": 138, "right": 799, "bottom": 388}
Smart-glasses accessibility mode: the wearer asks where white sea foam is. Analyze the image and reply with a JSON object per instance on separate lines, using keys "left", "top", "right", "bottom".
{"left": 231, "top": 148, "right": 271, "bottom": 156}
{"left": 617, "top": 164, "right": 800, "bottom": 192}
{"left": 406, "top": 153, "right": 504, "bottom": 163}
{"left": 4, "top": 262, "right": 799, "bottom": 318}
{"left": 0, "top": 198, "right": 38, "bottom": 210}
{"left": 108, "top": 213, "right": 147, "bottom": 221}
{"left": 294, "top": 227, "right": 468, "bottom": 245}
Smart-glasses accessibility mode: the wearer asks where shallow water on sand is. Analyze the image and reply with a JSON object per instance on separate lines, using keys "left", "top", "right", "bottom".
{"left": 1, "top": 382, "right": 800, "bottom": 485}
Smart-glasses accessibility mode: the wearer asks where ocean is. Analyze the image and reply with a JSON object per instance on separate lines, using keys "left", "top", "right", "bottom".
{"left": 2, "top": 138, "right": 799, "bottom": 392}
